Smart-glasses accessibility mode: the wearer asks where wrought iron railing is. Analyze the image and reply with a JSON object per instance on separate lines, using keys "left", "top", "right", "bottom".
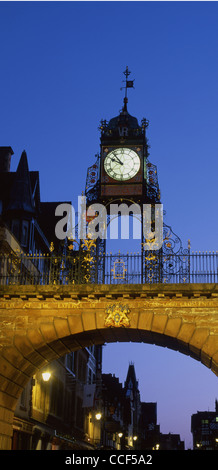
{"left": 0, "top": 250, "right": 217, "bottom": 286}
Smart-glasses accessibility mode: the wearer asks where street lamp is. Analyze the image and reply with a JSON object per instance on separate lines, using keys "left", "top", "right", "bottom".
{"left": 95, "top": 412, "right": 102, "bottom": 421}
{"left": 133, "top": 435, "right": 138, "bottom": 441}
{"left": 42, "top": 371, "right": 51, "bottom": 382}
{"left": 118, "top": 433, "right": 123, "bottom": 438}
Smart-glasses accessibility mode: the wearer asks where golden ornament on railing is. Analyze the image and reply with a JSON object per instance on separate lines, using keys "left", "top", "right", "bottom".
{"left": 111, "top": 259, "right": 127, "bottom": 280}
{"left": 83, "top": 254, "right": 94, "bottom": 263}
{"left": 50, "top": 242, "right": 54, "bottom": 252}
{"left": 81, "top": 238, "right": 96, "bottom": 250}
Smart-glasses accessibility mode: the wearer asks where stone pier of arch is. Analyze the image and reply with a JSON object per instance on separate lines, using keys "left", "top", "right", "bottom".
{"left": 0, "top": 282, "right": 218, "bottom": 449}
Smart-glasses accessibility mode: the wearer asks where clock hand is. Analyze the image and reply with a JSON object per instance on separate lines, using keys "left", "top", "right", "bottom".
{"left": 111, "top": 156, "right": 123, "bottom": 165}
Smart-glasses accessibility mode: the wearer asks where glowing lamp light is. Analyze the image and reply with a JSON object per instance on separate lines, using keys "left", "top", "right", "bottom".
{"left": 42, "top": 371, "right": 51, "bottom": 382}
{"left": 118, "top": 433, "right": 123, "bottom": 438}
{"left": 95, "top": 412, "right": 102, "bottom": 421}
{"left": 133, "top": 436, "right": 138, "bottom": 441}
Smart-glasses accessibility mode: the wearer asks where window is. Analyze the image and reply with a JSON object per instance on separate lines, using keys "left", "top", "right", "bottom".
{"left": 66, "top": 353, "right": 75, "bottom": 373}
{"left": 88, "top": 368, "right": 92, "bottom": 384}
{"left": 79, "top": 357, "right": 87, "bottom": 383}
{"left": 32, "top": 376, "right": 47, "bottom": 412}
{"left": 20, "top": 388, "right": 26, "bottom": 408}
{"left": 11, "top": 219, "right": 20, "bottom": 240}
{"left": 21, "top": 221, "right": 29, "bottom": 247}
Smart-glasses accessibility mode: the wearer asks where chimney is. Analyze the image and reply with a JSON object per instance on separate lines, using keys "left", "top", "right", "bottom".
{"left": 0, "top": 147, "right": 14, "bottom": 172}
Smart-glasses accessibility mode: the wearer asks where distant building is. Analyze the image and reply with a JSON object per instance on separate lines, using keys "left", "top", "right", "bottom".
{"left": 124, "top": 363, "right": 141, "bottom": 448}
{"left": 98, "top": 366, "right": 142, "bottom": 450}
{"left": 191, "top": 400, "right": 218, "bottom": 450}
{"left": 101, "top": 373, "right": 126, "bottom": 449}
{"left": 99, "top": 364, "right": 184, "bottom": 451}
{"left": 139, "top": 402, "right": 160, "bottom": 450}
{"left": 158, "top": 433, "right": 184, "bottom": 450}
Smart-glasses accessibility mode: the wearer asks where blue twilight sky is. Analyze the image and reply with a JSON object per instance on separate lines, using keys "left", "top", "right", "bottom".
{"left": 0, "top": 1, "right": 218, "bottom": 449}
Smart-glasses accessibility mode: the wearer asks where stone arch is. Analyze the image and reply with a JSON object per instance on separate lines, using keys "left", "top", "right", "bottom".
{"left": 0, "top": 283, "right": 218, "bottom": 449}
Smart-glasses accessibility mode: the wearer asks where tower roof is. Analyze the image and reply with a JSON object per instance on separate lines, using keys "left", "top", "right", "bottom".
{"left": 6, "top": 150, "right": 35, "bottom": 214}
{"left": 99, "top": 67, "right": 146, "bottom": 144}
{"left": 124, "top": 363, "right": 139, "bottom": 391}
{"left": 107, "top": 108, "right": 139, "bottom": 131}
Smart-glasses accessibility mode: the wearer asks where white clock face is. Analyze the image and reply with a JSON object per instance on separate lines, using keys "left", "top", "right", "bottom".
{"left": 104, "top": 148, "right": 140, "bottom": 181}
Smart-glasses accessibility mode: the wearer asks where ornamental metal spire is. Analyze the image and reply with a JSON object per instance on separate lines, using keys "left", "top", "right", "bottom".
{"left": 121, "top": 66, "right": 135, "bottom": 111}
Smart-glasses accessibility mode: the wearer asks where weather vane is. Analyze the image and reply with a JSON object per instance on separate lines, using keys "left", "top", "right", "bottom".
{"left": 120, "top": 66, "right": 135, "bottom": 109}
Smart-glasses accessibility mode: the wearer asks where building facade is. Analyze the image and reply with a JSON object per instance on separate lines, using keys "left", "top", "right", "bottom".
{"left": 191, "top": 401, "right": 218, "bottom": 450}
{"left": 0, "top": 146, "right": 103, "bottom": 450}
{"left": 13, "top": 347, "right": 102, "bottom": 450}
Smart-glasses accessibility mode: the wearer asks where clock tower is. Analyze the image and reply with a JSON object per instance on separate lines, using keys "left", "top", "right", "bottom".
{"left": 83, "top": 67, "right": 163, "bottom": 283}
{"left": 83, "top": 68, "right": 190, "bottom": 284}
{"left": 85, "top": 67, "right": 160, "bottom": 211}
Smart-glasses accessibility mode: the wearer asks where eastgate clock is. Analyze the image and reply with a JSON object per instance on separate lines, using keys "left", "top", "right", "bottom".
{"left": 104, "top": 148, "right": 140, "bottom": 181}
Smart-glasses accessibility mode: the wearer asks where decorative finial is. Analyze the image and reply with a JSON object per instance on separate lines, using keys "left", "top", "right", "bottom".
{"left": 120, "top": 66, "right": 135, "bottom": 111}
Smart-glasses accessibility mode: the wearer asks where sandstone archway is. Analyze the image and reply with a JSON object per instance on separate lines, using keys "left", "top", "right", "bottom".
{"left": 0, "top": 283, "right": 218, "bottom": 449}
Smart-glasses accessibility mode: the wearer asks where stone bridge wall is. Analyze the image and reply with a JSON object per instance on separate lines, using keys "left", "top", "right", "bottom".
{"left": 0, "top": 283, "right": 218, "bottom": 449}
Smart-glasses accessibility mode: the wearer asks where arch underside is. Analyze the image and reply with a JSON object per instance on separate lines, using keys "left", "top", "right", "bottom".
{"left": 1, "top": 326, "right": 216, "bottom": 404}
{"left": 0, "top": 325, "right": 217, "bottom": 450}
{"left": 48, "top": 327, "right": 216, "bottom": 371}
